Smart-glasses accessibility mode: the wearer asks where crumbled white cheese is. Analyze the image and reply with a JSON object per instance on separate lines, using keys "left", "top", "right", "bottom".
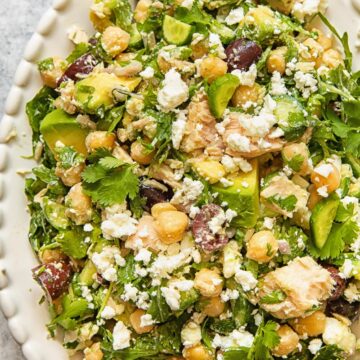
{"left": 161, "top": 286, "right": 181, "bottom": 310}
{"left": 113, "top": 321, "right": 131, "bottom": 350}
{"left": 270, "top": 71, "right": 287, "bottom": 96}
{"left": 208, "top": 33, "right": 226, "bottom": 59}
{"left": 220, "top": 177, "right": 234, "bottom": 187}
{"left": 263, "top": 217, "right": 275, "bottom": 230}
{"left": 232, "top": 64, "right": 257, "bottom": 87}
{"left": 81, "top": 286, "right": 94, "bottom": 309}
{"left": 83, "top": 223, "right": 93, "bottom": 232}
{"left": 235, "top": 270, "right": 257, "bottom": 291}
{"left": 314, "top": 163, "right": 334, "bottom": 177}
{"left": 101, "top": 306, "right": 116, "bottom": 320}
{"left": 227, "top": 133, "right": 251, "bottom": 153}
{"left": 225, "top": 209, "right": 237, "bottom": 222}
{"left": 292, "top": 0, "right": 327, "bottom": 22}
{"left": 340, "top": 259, "right": 354, "bottom": 279}
{"left": 181, "top": 321, "right": 202, "bottom": 347}
{"left": 189, "top": 206, "right": 201, "bottom": 219}
{"left": 92, "top": 246, "right": 125, "bottom": 282}
{"left": 171, "top": 110, "right": 188, "bottom": 150}
{"left": 208, "top": 209, "right": 227, "bottom": 235}
{"left": 212, "top": 329, "right": 254, "bottom": 350}
{"left": 171, "top": 279, "right": 194, "bottom": 291}
{"left": 225, "top": 7, "right": 244, "bottom": 25}
{"left": 221, "top": 155, "right": 253, "bottom": 173}
{"left": 181, "top": 0, "right": 194, "bottom": 9}
{"left": 294, "top": 71, "right": 318, "bottom": 98}
{"left": 308, "top": 339, "right": 323, "bottom": 354}
{"left": 317, "top": 185, "right": 329, "bottom": 198}
{"left": 135, "top": 248, "right": 152, "bottom": 265}
{"left": 140, "top": 314, "right": 155, "bottom": 327}
{"left": 157, "top": 69, "right": 189, "bottom": 112}
{"left": 67, "top": 25, "right": 89, "bottom": 45}
{"left": 139, "top": 66, "right": 155, "bottom": 79}
{"left": 121, "top": 283, "right": 139, "bottom": 303}
{"left": 101, "top": 212, "right": 138, "bottom": 240}
{"left": 221, "top": 288, "right": 240, "bottom": 302}
{"left": 172, "top": 178, "right": 204, "bottom": 205}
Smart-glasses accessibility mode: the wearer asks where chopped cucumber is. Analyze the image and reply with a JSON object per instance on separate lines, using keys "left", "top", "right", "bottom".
{"left": 163, "top": 15, "right": 193, "bottom": 45}
{"left": 310, "top": 193, "right": 340, "bottom": 249}
{"left": 208, "top": 74, "right": 240, "bottom": 118}
{"left": 43, "top": 198, "right": 70, "bottom": 230}
{"left": 274, "top": 95, "right": 306, "bottom": 141}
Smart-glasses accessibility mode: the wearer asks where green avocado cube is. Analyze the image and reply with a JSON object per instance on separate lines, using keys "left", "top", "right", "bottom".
{"left": 212, "top": 160, "right": 259, "bottom": 228}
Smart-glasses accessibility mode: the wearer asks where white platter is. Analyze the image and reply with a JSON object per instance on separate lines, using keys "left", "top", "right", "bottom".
{"left": 0, "top": 0, "right": 360, "bottom": 359}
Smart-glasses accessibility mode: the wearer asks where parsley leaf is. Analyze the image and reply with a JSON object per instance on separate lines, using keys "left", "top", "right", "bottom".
{"left": 260, "top": 290, "right": 286, "bottom": 304}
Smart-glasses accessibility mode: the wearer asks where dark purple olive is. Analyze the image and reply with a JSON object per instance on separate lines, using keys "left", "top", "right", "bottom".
{"left": 57, "top": 53, "right": 98, "bottom": 86}
{"left": 139, "top": 182, "right": 174, "bottom": 211}
{"left": 326, "top": 298, "right": 360, "bottom": 321}
{"left": 324, "top": 265, "right": 346, "bottom": 301}
{"left": 225, "top": 38, "right": 262, "bottom": 72}
{"left": 32, "top": 261, "right": 72, "bottom": 300}
{"left": 192, "top": 204, "right": 229, "bottom": 253}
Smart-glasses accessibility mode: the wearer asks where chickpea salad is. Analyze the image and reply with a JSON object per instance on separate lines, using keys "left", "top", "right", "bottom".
{"left": 25, "top": 0, "right": 360, "bottom": 359}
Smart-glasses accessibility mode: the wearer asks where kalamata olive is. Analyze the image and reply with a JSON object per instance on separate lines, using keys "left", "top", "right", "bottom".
{"left": 324, "top": 265, "right": 346, "bottom": 301}
{"left": 225, "top": 38, "right": 262, "bottom": 72}
{"left": 32, "top": 261, "right": 72, "bottom": 300}
{"left": 139, "top": 182, "right": 174, "bottom": 211}
{"left": 57, "top": 53, "right": 98, "bottom": 86}
{"left": 326, "top": 298, "right": 360, "bottom": 321}
{"left": 192, "top": 204, "right": 229, "bottom": 253}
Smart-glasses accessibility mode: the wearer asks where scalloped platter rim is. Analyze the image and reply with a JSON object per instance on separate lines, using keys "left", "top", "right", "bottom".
{"left": 1, "top": 0, "right": 360, "bottom": 359}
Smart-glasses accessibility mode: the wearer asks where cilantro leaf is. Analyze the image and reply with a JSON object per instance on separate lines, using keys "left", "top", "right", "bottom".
{"left": 267, "top": 194, "right": 297, "bottom": 212}
{"left": 55, "top": 146, "right": 85, "bottom": 170}
{"left": 313, "top": 345, "right": 345, "bottom": 360}
{"left": 55, "top": 228, "right": 89, "bottom": 259}
{"left": 82, "top": 164, "right": 108, "bottom": 183}
{"left": 99, "top": 157, "right": 124, "bottom": 169}
{"left": 260, "top": 290, "right": 286, "bottom": 304}
{"left": 286, "top": 154, "right": 305, "bottom": 172}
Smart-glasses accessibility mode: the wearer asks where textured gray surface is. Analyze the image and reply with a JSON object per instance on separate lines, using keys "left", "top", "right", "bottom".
{"left": 0, "top": 1, "right": 51, "bottom": 358}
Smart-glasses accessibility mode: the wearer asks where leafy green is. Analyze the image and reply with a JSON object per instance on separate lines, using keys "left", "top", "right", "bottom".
{"left": 247, "top": 321, "right": 280, "bottom": 360}
{"left": 313, "top": 345, "right": 345, "bottom": 360}
{"left": 66, "top": 43, "right": 91, "bottom": 63}
{"left": 55, "top": 228, "right": 89, "bottom": 259}
{"left": 97, "top": 105, "right": 125, "bottom": 131}
{"left": 223, "top": 349, "right": 249, "bottom": 360}
{"left": 267, "top": 194, "right": 297, "bottom": 212}
{"left": 260, "top": 290, "right": 286, "bottom": 304}
{"left": 117, "top": 255, "right": 138, "bottom": 286}
{"left": 286, "top": 154, "right": 305, "bottom": 172}
{"left": 82, "top": 154, "right": 139, "bottom": 206}
{"left": 147, "top": 287, "right": 172, "bottom": 323}
{"left": 108, "top": 0, "right": 133, "bottom": 33}
{"left": 232, "top": 293, "right": 253, "bottom": 327}
{"left": 55, "top": 146, "right": 85, "bottom": 170}
{"left": 209, "top": 318, "right": 237, "bottom": 335}
{"left": 38, "top": 58, "right": 54, "bottom": 72}
{"left": 32, "top": 165, "right": 67, "bottom": 196}
{"left": 26, "top": 86, "right": 56, "bottom": 146}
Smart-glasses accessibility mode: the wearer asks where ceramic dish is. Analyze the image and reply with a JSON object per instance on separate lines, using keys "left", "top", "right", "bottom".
{"left": 1, "top": 0, "right": 360, "bottom": 359}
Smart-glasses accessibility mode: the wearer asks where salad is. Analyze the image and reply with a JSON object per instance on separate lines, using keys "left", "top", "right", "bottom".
{"left": 25, "top": 0, "right": 360, "bottom": 359}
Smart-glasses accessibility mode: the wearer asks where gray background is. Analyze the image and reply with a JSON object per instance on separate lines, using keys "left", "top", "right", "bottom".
{"left": 0, "top": 1, "right": 50, "bottom": 358}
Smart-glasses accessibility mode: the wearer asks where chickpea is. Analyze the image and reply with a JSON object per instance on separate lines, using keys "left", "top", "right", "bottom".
{"left": 267, "top": 46, "right": 287, "bottom": 75}
{"left": 202, "top": 296, "right": 225, "bottom": 317}
{"left": 246, "top": 230, "right": 278, "bottom": 264}
{"left": 129, "top": 309, "right": 154, "bottom": 334}
{"left": 101, "top": 26, "right": 130, "bottom": 57}
{"left": 130, "top": 140, "right": 155, "bottom": 165}
{"left": 55, "top": 162, "right": 85, "bottom": 187}
{"left": 84, "top": 342, "right": 104, "bottom": 360}
{"left": 183, "top": 344, "right": 213, "bottom": 360}
{"left": 308, "top": 184, "right": 322, "bottom": 209}
{"left": 39, "top": 57, "right": 65, "bottom": 88}
{"left": 65, "top": 183, "right": 92, "bottom": 225}
{"left": 321, "top": 49, "right": 343, "bottom": 69}
{"left": 281, "top": 143, "right": 310, "bottom": 176}
{"left": 311, "top": 162, "right": 341, "bottom": 194}
{"left": 301, "top": 38, "right": 324, "bottom": 65}
{"left": 272, "top": 325, "right": 299, "bottom": 357}
{"left": 85, "top": 131, "right": 116, "bottom": 152}
{"left": 200, "top": 57, "right": 228, "bottom": 83}
{"left": 290, "top": 311, "right": 326, "bottom": 337}
{"left": 154, "top": 211, "right": 189, "bottom": 244}
{"left": 194, "top": 268, "right": 223, "bottom": 298}
{"left": 313, "top": 29, "right": 332, "bottom": 50}
{"left": 134, "top": 0, "right": 152, "bottom": 24}
{"left": 192, "top": 160, "right": 226, "bottom": 184}
{"left": 39, "top": 248, "right": 67, "bottom": 264}
{"left": 151, "top": 203, "right": 177, "bottom": 218}
{"left": 231, "top": 83, "right": 264, "bottom": 108}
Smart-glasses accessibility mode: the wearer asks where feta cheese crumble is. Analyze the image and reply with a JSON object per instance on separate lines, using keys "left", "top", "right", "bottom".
{"left": 232, "top": 64, "right": 257, "bottom": 87}
{"left": 113, "top": 321, "right": 131, "bottom": 350}
{"left": 235, "top": 270, "right": 258, "bottom": 291}
{"left": 181, "top": 321, "right": 202, "bottom": 347}
{"left": 171, "top": 110, "right": 187, "bottom": 149}
{"left": 294, "top": 71, "right": 318, "bottom": 98}
{"left": 139, "top": 66, "right": 155, "bottom": 79}
{"left": 225, "top": 7, "right": 244, "bottom": 25}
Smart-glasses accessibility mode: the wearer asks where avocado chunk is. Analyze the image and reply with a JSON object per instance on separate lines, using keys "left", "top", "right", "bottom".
{"left": 40, "top": 109, "right": 89, "bottom": 155}
{"left": 310, "top": 193, "right": 340, "bottom": 249}
{"left": 79, "top": 260, "right": 97, "bottom": 286}
{"left": 266, "top": 0, "right": 295, "bottom": 14}
{"left": 212, "top": 160, "right": 259, "bottom": 228}
{"left": 75, "top": 73, "right": 141, "bottom": 113}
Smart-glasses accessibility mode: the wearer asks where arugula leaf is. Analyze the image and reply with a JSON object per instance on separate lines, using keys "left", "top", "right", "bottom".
{"left": 286, "top": 154, "right": 305, "bottom": 172}
{"left": 223, "top": 348, "right": 249, "bottom": 360}
{"left": 260, "top": 290, "right": 286, "bottom": 304}
{"left": 209, "top": 318, "right": 237, "bottom": 335}
{"left": 26, "top": 87, "right": 56, "bottom": 146}
{"left": 82, "top": 156, "right": 139, "bottom": 207}
{"left": 32, "top": 165, "right": 67, "bottom": 196}
{"left": 66, "top": 43, "right": 91, "bottom": 63}
{"left": 117, "top": 255, "right": 137, "bottom": 286}
{"left": 313, "top": 345, "right": 345, "bottom": 360}
{"left": 247, "top": 321, "right": 280, "bottom": 360}
{"left": 147, "top": 286, "right": 172, "bottom": 323}
{"left": 267, "top": 194, "right": 297, "bottom": 212}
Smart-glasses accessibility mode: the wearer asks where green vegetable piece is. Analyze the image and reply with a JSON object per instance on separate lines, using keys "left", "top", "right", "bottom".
{"left": 212, "top": 159, "right": 259, "bottom": 227}
{"left": 40, "top": 109, "right": 89, "bottom": 155}
{"left": 208, "top": 74, "right": 240, "bottom": 118}
{"left": 310, "top": 193, "right": 340, "bottom": 249}
{"left": 55, "top": 228, "right": 89, "bottom": 259}
{"left": 43, "top": 198, "right": 70, "bottom": 230}
{"left": 129, "top": 23, "right": 142, "bottom": 48}
{"left": 79, "top": 260, "right": 97, "bottom": 286}
{"left": 75, "top": 73, "right": 141, "bottom": 114}
{"left": 163, "top": 15, "right": 193, "bottom": 45}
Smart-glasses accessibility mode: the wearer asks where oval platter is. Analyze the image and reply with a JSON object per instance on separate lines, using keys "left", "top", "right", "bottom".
{"left": 0, "top": 0, "right": 360, "bottom": 359}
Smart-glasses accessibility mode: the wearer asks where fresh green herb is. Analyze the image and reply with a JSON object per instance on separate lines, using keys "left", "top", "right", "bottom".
{"left": 55, "top": 228, "right": 89, "bottom": 259}
{"left": 286, "top": 154, "right": 305, "bottom": 172}
{"left": 66, "top": 43, "right": 91, "bottom": 63}
{"left": 267, "top": 194, "right": 297, "bottom": 212}
{"left": 38, "top": 58, "right": 54, "bottom": 72}
{"left": 260, "top": 290, "right": 286, "bottom": 304}
{"left": 313, "top": 345, "right": 345, "bottom": 360}
{"left": 55, "top": 146, "right": 85, "bottom": 170}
